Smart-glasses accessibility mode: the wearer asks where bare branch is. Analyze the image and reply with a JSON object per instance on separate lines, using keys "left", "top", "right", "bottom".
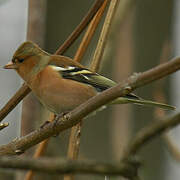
{"left": 122, "top": 113, "right": 180, "bottom": 159}
{"left": 0, "top": 83, "right": 31, "bottom": 123}
{"left": 55, "top": 0, "right": 106, "bottom": 55}
{"left": 74, "top": 0, "right": 108, "bottom": 62}
{"left": 90, "top": 0, "right": 119, "bottom": 71}
{"left": 0, "top": 156, "right": 138, "bottom": 178}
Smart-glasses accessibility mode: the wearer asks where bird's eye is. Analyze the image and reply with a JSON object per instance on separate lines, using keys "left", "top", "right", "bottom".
{"left": 12, "top": 58, "right": 24, "bottom": 63}
{"left": 18, "top": 58, "right": 24, "bottom": 63}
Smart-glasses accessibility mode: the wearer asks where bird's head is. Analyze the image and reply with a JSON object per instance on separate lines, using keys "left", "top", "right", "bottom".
{"left": 4, "top": 41, "right": 50, "bottom": 82}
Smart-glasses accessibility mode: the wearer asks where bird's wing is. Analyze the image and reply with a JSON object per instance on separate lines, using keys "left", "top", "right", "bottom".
{"left": 49, "top": 55, "right": 139, "bottom": 98}
{"left": 48, "top": 57, "right": 175, "bottom": 110}
{"left": 49, "top": 65, "right": 115, "bottom": 91}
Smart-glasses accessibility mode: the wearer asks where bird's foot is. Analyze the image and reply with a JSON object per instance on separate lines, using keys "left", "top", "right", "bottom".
{"left": 53, "top": 112, "right": 70, "bottom": 137}
{"left": 40, "top": 120, "right": 51, "bottom": 129}
{"left": 54, "top": 111, "right": 70, "bottom": 124}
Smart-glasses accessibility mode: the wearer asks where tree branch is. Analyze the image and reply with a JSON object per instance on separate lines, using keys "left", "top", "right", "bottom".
{"left": 0, "top": 57, "right": 179, "bottom": 155}
{"left": 0, "top": 156, "right": 138, "bottom": 178}
{"left": 0, "top": 83, "right": 31, "bottom": 123}
{"left": 74, "top": 0, "right": 108, "bottom": 62}
{"left": 122, "top": 113, "right": 180, "bottom": 159}
{"left": 55, "top": 0, "right": 105, "bottom": 55}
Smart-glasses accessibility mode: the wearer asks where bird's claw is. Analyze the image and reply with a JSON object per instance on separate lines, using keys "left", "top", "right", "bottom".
{"left": 40, "top": 120, "right": 51, "bottom": 129}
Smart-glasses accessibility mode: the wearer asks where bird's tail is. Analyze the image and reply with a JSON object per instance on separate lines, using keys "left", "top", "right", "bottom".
{"left": 111, "top": 97, "right": 176, "bottom": 110}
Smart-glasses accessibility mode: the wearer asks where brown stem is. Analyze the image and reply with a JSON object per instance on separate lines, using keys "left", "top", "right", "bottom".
{"left": 55, "top": 0, "right": 106, "bottom": 55}
{"left": 0, "top": 83, "right": 31, "bottom": 123}
{"left": 0, "top": 56, "right": 179, "bottom": 155}
{"left": 74, "top": 0, "right": 109, "bottom": 62}
{"left": 90, "top": 0, "right": 119, "bottom": 71}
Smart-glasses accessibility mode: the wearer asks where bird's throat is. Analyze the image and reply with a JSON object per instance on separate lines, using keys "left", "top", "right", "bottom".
{"left": 26, "top": 55, "right": 50, "bottom": 84}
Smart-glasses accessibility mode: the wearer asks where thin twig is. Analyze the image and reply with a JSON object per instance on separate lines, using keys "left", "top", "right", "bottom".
{"left": 90, "top": 0, "right": 119, "bottom": 71}
{"left": 74, "top": 0, "right": 108, "bottom": 62}
{"left": 0, "top": 156, "right": 137, "bottom": 178}
{"left": 122, "top": 113, "right": 180, "bottom": 160}
{"left": 55, "top": 0, "right": 105, "bottom": 55}
{"left": 0, "top": 83, "right": 31, "bottom": 123}
{"left": 0, "top": 56, "right": 179, "bottom": 155}
{"left": 66, "top": 121, "right": 82, "bottom": 160}
{"left": 0, "top": 0, "right": 105, "bottom": 124}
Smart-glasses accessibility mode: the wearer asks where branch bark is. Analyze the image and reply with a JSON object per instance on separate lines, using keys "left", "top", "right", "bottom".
{"left": 0, "top": 156, "right": 138, "bottom": 178}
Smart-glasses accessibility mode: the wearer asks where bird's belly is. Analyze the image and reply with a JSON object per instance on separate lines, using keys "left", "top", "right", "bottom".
{"left": 31, "top": 79, "right": 97, "bottom": 114}
{"left": 39, "top": 92, "right": 92, "bottom": 114}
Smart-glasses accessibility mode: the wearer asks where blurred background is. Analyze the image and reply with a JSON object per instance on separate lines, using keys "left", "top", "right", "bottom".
{"left": 0, "top": 0, "right": 180, "bottom": 179}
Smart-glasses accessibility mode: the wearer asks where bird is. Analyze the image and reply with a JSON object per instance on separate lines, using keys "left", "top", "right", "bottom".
{"left": 3, "top": 41, "right": 175, "bottom": 116}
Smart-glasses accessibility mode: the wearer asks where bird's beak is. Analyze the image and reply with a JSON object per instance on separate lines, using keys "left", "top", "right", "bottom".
{"left": 3, "top": 62, "right": 17, "bottom": 69}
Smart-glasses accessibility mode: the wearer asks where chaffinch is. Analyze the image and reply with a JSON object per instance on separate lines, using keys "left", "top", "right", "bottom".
{"left": 3, "top": 41, "right": 175, "bottom": 115}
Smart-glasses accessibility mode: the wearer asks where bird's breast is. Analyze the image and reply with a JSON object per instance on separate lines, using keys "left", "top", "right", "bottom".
{"left": 29, "top": 67, "right": 97, "bottom": 114}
